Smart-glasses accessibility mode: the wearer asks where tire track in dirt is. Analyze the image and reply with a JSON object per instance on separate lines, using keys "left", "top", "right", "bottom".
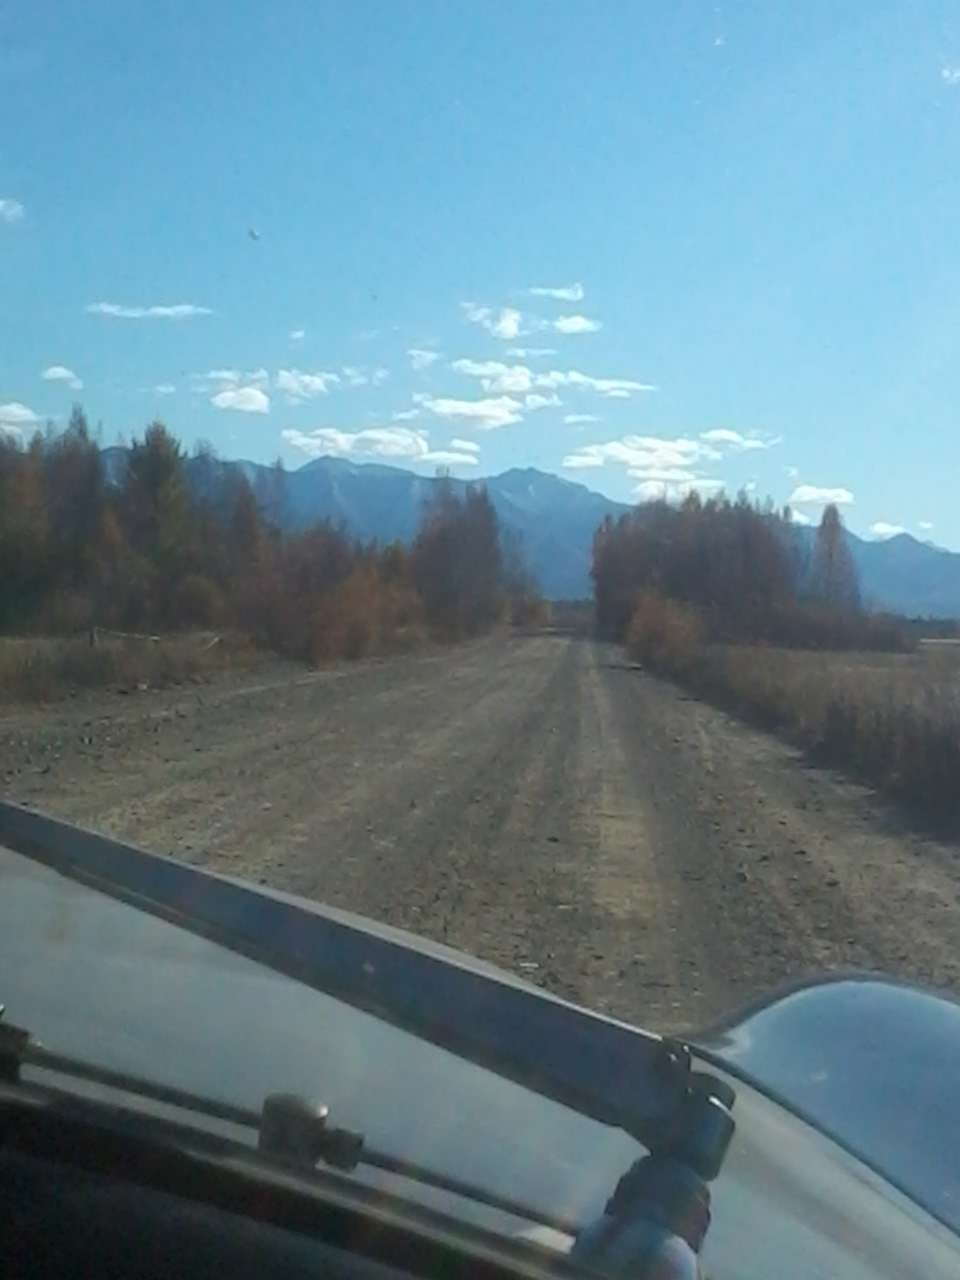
{"left": 5, "top": 634, "right": 960, "bottom": 1033}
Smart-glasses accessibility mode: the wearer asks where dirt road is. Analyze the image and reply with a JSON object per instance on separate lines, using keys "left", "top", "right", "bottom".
{"left": 4, "top": 635, "right": 959, "bottom": 1033}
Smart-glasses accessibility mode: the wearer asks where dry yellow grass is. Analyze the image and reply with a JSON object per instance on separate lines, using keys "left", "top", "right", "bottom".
{"left": 0, "top": 631, "right": 262, "bottom": 705}
{"left": 685, "top": 643, "right": 960, "bottom": 819}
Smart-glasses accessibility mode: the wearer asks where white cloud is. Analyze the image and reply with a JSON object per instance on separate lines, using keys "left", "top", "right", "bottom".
{"left": 562, "top": 453, "right": 605, "bottom": 469}
{"left": 416, "top": 392, "right": 524, "bottom": 431}
{"left": 0, "top": 401, "right": 41, "bottom": 435}
{"left": 529, "top": 282, "right": 584, "bottom": 302}
{"left": 0, "top": 198, "right": 24, "bottom": 224}
{"left": 919, "top": 520, "right": 934, "bottom": 532}
{"left": 408, "top": 348, "right": 440, "bottom": 371}
{"left": 281, "top": 426, "right": 478, "bottom": 467}
{"left": 524, "top": 391, "right": 561, "bottom": 410}
{"left": 634, "top": 478, "right": 725, "bottom": 503}
{"left": 154, "top": 383, "right": 176, "bottom": 395}
{"left": 942, "top": 66, "right": 960, "bottom": 85}
{"left": 211, "top": 386, "right": 270, "bottom": 414}
{"left": 451, "top": 357, "right": 534, "bottom": 394}
{"left": 507, "top": 346, "right": 556, "bottom": 358}
{"left": 552, "top": 314, "right": 601, "bottom": 335}
{"left": 392, "top": 407, "right": 419, "bottom": 421}
{"left": 41, "top": 364, "right": 82, "bottom": 390}
{"left": 789, "top": 484, "right": 854, "bottom": 506}
{"left": 562, "top": 434, "right": 715, "bottom": 477}
{"left": 492, "top": 307, "right": 522, "bottom": 340}
{"left": 788, "top": 509, "right": 813, "bottom": 526}
{"left": 461, "top": 303, "right": 523, "bottom": 341}
{"left": 870, "top": 521, "right": 906, "bottom": 539}
{"left": 339, "top": 365, "right": 388, "bottom": 387}
{"left": 449, "top": 438, "right": 480, "bottom": 453}
{"left": 290, "top": 329, "right": 305, "bottom": 342}
{"left": 564, "top": 412, "right": 600, "bottom": 424}
{"left": 785, "top": 465, "right": 800, "bottom": 478}
{"left": 700, "top": 428, "right": 780, "bottom": 451}
{"left": 454, "top": 360, "right": 654, "bottom": 399}
{"left": 194, "top": 368, "right": 269, "bottom": 394}
{"left": 539, "top": 368, "right": 656, "bottom": 396}
{"left": 86, "top": 301, "right": 213, "bottom": 319}
{"left": 276, "top": 368, "right": 340, "bottom": 401}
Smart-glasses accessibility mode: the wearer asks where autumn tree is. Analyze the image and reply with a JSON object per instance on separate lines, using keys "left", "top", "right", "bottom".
{"left": 810, "top": 503, "right": 861, "bottom": 611}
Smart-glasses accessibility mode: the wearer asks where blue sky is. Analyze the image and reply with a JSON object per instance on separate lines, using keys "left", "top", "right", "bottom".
{"left": 3, "top": 1, "right": 960, "bottom": 546}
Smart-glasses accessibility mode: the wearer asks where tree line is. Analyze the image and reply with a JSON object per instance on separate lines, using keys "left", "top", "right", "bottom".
{"left": 591, "top": 490, "right": 908, "bottom": 655}
{"left": 0, "top": 408, "right": 545, "bottom": 660}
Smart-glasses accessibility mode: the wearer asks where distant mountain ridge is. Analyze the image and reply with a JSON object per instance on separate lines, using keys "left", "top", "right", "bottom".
{"left": 108, "top": 448, "right": 960, "bottom": 617}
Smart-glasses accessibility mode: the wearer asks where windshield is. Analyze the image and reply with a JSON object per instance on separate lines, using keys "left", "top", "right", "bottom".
{"left": 2, "top": 1, "right": 960, "bottom": 1272}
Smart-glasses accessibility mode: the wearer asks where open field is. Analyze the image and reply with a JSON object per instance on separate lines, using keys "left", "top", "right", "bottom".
{"left": 679, "top": 643, "right": 960, "bottom": 821}
{"left": 0, "top": 631, "right": 266, "bottom": 705}
{"left": 3, "top": 634, "right": 959, "bottom": 1035}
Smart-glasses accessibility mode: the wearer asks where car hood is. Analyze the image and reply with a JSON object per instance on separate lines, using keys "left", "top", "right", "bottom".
{"left": 693, "top": 973, "right": 960, "bottom": 1238}
{"left": 0, "top": 801, "right": 958, "bottom": 1279}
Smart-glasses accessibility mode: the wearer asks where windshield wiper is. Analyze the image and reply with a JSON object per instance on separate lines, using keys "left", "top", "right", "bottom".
{"left": 0, "top": 1009, "right": 580, "bottom": 1237}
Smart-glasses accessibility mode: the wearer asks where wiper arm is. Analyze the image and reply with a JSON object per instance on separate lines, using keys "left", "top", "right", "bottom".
{"left": 0, "top": 802, "right": 734, "bottom": 1180}
{"left": 0, "top": 1010, "right": 580, "bottom": 1237}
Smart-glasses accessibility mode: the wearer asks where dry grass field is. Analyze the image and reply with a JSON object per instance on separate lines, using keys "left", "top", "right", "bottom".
{"left": 688, "top": 641, "right": 960, "bottom": 820}
{"left": 0, "top": 631, "right": 263, "bottom": 705}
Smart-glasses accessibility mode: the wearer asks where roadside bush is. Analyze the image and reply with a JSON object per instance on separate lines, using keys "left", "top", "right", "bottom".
{"left": 627, "top": 591, "right": 703, "bottom": 676}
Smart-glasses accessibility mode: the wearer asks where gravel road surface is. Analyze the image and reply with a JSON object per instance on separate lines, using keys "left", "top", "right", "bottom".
{"left": 4, "top": 634, "right": 959, "bottom": 1033}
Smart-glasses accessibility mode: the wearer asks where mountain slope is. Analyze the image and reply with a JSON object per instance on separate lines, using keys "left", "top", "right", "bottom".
{"left": 111, "top": 449, "right": 960, "bottom": 615}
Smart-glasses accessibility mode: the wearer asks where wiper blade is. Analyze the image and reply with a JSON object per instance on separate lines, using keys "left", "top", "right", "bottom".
{"left": 0, "top": 1010, "right": 580, "bottom": 1237}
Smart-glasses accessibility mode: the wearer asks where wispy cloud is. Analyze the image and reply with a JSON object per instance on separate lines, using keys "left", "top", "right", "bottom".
{"left": 211, "top": 386, "right": 270, "bottom": 414}
{"left": 700, "top": 428, "right": 780, "bottom": 451}
{"left": 449, "top": 437, "right": 480, "bottom": 453}
{"left": 87, "top": 301, "right": 213, "bottom": 319}
{"left": 462, "top": 303, "right": 523, "bottom": 341}
{"left": 524, "top": 392, "right": 561, "bottom": 411}
{"left": 282, "top": 426, "right": 478, "bottom": 466}
{"left": 562, "top": 435, "right": 719, "bottom": 491}
{"left": 633, "top": 478, "right": 725, "bottom": 503}
{"left": 0, "top": 401, "right": 41, "bottom": 435}
{"left": 453, "top": 359, "right": 654, "bottom": 399}
{"left": 194, "top": 368, "right": 269, "bottom": 393}
{"left": 276, "top": 368, "right": 340, "bottom": 401}
{"left": 392, "top": 407, "right": 419, "bottom": 422}
{"left": 942, "top": 66, "right": 960, "bottom": 85}
{"left": 540, "top": 369, "right": 655, "bottom": 396}
{"left": 507, "top": 347, "right": 556, "bottom": 358}
{"left": 564, "top": 412, "right": 600, "bottom": 425}
{"left": 42, "top": 364, "right": 82, "bottom": 390}
{"left": 870, "top": 521, "right": 906, "bottom": 539}
{"left": 552, "top": 314, "right": 601, "bottom": 335}
{"left": 919, "top": 520, "right": 934, "bottom": 532}
{"left": 416, "top": 392, "right": 524, "bottom": 431}
{"left": 529, "top": 282, "right": 584, "bottom": 302}
{"left": 789, "top": 484, "right": 854, "bottom": 506}
{"left": 451, "top": 358, "right": 534, "bottom": 394}
{"left": 340, "top": 365, "right": 389, "bottom": 387}
{"left": 0, "top": 197, "right": 24, "bottom": 224}
{"left": 154, "top": 383, "right": 176, "bottom": 395}
{"left": 408, "top": 348, "right": 440, "bottom": 371}
{"left": 289, "top": 328, "right": 305, "bottom": 342}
